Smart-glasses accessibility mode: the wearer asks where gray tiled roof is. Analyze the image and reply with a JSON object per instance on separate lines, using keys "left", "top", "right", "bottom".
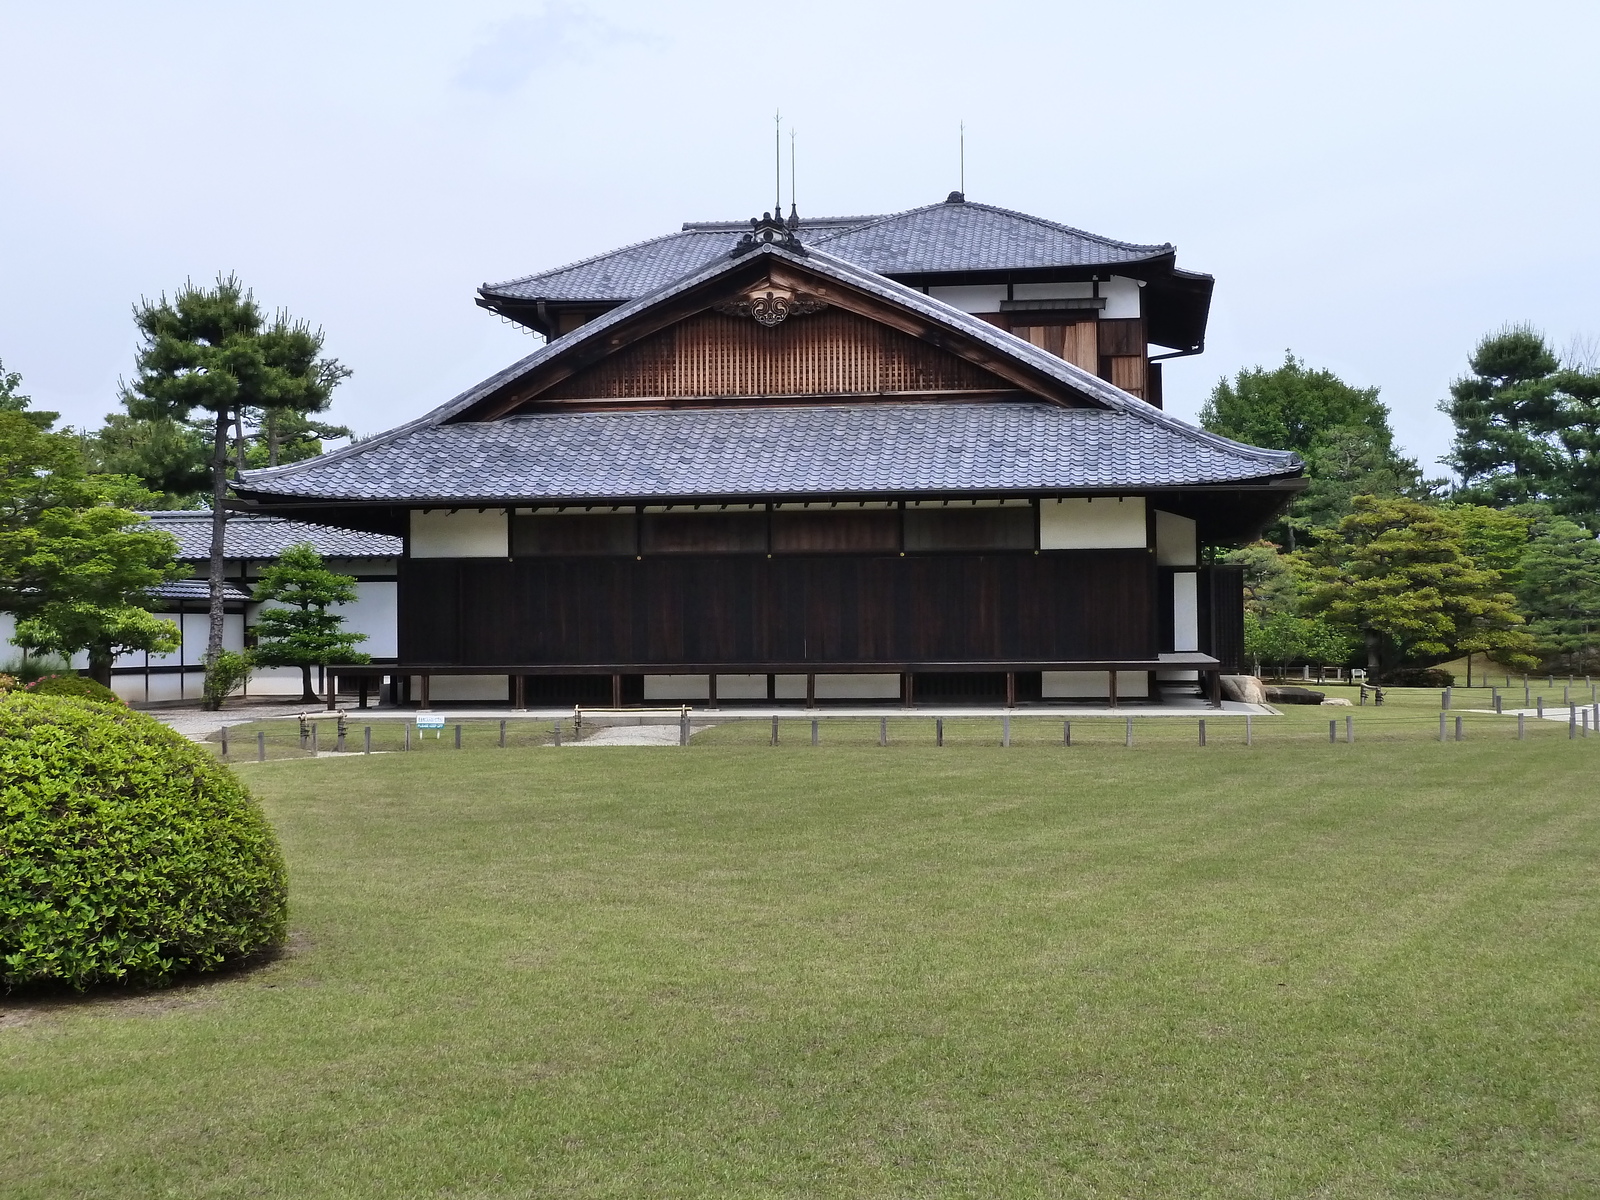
{"left": 484, "top": 219, "right": 871, "bottom": 303}
{"left": 481, "top": 201, "right": 1170, "bottom": 303}
{"left": 811, "top": 201, "right": 1170, "bottom": 274}
{"left": 148, "top": 578, "right": 252, "bottom": 602}
{"left": 243, "top": 241, "right": 1297, "bottom": 504}
{"left": 140, "top": 511, "right": 401, "bottom": 560}
{"left": 237, "top": 403, "right": 1293, "bottom": 503}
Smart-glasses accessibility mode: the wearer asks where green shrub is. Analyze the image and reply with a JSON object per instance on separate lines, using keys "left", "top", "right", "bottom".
{"left": 0, "top": 693, "right": 287, "bottom": 990}
{"left": 1384, "top": 667, "right": 1455, "bottom": 688}
{"left": 0, "top": 654, "right": 74, "bottom": 685}
{"left": 23, "top": 674, "right": 122, "bottom": 704}
{"left": 203, "top": 649, "right": 254, "bottom": 709}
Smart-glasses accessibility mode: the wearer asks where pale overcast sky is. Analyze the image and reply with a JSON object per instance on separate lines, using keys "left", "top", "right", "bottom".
{"left": 3, "top": 1, "right": 1596, "bottom": 474}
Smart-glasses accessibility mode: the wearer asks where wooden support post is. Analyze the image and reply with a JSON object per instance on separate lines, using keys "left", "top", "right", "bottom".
{"left": 326, "top": 669, "right": 336, "bottom": 710}
{"left": 611, "top": 673, "right": 622, "bottom": 708}
{"left": 902, "top": 673, "right": 914, "bottom": 708}
{"left": 708, "top": 674, "right": 718, "bottom": 710}
{"left": 767, "top": 673, "right": 777, "bottom": 702}
{"left": 421, "top": 674, "right": 431, "bottom": 710}
{"left": 257, "top": 731, "right": 265, "bottom": 762}
{"left": 358, "top": 677, "right": 369, "bottom": 709}
{"left": 1210, "top": 671, "right": 1222, "bottom": 708}
{"left": 513, "top": 674, "right": 526, "bottom": 711}
{"left": 1108, "top": 671, "right": 1118, "bottom": 709}
{"left": 806, "top": 673, "right": 816, "bottom": 709}
{"left": 1005, "top": 672, "right": 1016, "bottom": 709}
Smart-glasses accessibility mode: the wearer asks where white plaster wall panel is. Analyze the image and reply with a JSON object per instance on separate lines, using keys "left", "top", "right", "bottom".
{"left": 329, "top": 582, "right": 398, "bottom": 659}
{"left": 774, "top": 674, "right": 808, "bottom": 700}
{"left": 0, "top": 612, "right": 16, "bottom": 660}
{"left": 714, "top": 674, "right": 768, "bottom": 700}
{"left": 1172, "top": 572, "right": 1200, "bottom": 653}
{"left": 409, "top": 509, "right": 508, "bottom": 558}
{"left": 1041, "top": 671, "right": 1149, "bottom": 698}
{"left": 644, "top": 674, "right": 711, "bottom": 701}
{"left": 927, "top": 285, "right": 1008, "bottom": 313}
{"left": 1039, "top": 497, "right": 1146, "bottom": 550}
{"left": 1155, "top": 510, "right": 1199, "bottom": 566}
{"left": 244, "top": 667, "right": 308, "bottom": 697}
{"left": 814, "top": 674, "right": 900, "bottom": 699}
{"left": 1100, "top": 276, "right": 1142, "bottom": 318}
{"left": 427, "top": 674, "right": 511, "bottom": 702}
{"left": 1012, "top": 282, "right": 1095, "bottom": 301}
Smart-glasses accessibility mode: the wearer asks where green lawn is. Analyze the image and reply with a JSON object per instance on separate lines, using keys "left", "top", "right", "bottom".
{"left": 4, "top": 740, "right": 1599, "bottom": 1197}
{"left": 207, "top": 680, "right": 1600, "bottom": 758}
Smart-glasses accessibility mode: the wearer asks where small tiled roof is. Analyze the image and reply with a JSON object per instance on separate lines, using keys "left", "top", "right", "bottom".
{"left": 140, "top": 511, "right": 401, "bottom": 560}
{"left": 232, "top": 403, "right": 1298, "bottom": 504}
{"left": 242, "top": 241, "right": 1297, "bottom": 505}
{"left": 481, "top": 200, "right": 1171, "bottom": 304}
{"left": 148, "top": 578, "right": 252, "bottom": 602}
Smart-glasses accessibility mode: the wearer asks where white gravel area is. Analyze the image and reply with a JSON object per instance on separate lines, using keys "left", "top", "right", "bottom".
{"left": 571, "top": 723, "right": 716, "bottom": 746}
{"left": 147, "top": 702, "right": 321, "bottom": 743}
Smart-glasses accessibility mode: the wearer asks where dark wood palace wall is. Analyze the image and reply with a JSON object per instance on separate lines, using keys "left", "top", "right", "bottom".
{"left": 398, "top": 551, "right": 1154, "bottom": 669}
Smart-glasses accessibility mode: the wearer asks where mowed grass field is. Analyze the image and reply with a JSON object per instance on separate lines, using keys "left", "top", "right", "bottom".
{"left": 5, "top": 737, "right": 1600, "bottom": 1197}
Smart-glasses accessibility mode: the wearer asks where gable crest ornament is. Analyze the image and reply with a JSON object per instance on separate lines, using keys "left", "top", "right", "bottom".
{"left": 714, "top": 285, "right": 828, "bottom": 328}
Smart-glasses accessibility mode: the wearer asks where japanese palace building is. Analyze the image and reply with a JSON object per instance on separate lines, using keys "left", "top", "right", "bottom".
{"left": 234, "top": 196, "right": 1304, "bottom": 707}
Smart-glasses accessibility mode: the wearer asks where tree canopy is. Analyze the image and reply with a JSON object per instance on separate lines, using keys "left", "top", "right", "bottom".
{"left": 0, "top": 412, "right": 183, "bottom": 684}
{"left": 1201, "top": 353, "right": 1428, "bottom": 545}
{"left": 122, "top": 274, "right": 349, "bottom": 704}
{"left": 1516, "top": 513, "right": 1600, "bottom": 672}
{"left": 1301, "top": 497, "right": 1536, "bottom": 680}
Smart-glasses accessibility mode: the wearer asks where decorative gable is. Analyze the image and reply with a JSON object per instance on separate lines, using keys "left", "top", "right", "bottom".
{"left": 531, "top": 305, "right": 1016, "bottom": 408}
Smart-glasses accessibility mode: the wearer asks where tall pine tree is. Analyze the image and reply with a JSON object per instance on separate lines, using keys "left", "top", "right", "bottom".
{"left": 122, "top": 275, "right": 349, "bottom": 708}
{"left": 1517, "top": 514, "right": 1600, "bottom": 671}
{"left": 1440, "top": 325, "right": 1562, "bottom": 506}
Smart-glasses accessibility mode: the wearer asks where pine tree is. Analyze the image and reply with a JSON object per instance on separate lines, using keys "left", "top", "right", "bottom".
{"left": 0, "top": 357, "right": 59, "bottom": 430}
{"left": 1302, "top": 497, "right": 1537, "bottom": 680}
{"left": 1440, "top": 326, "right": 1563, "bottom": 505}
{"left": 1516, "top": 514, "right": 1600, "bottom": 671}
{"left": 250, "top": 543, "right": 370, "bottom": 702}
{"left": 122, "top": 275, "right": 349, "bottom": 708}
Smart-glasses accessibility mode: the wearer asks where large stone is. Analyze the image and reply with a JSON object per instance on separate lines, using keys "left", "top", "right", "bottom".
{"left": 1265, "top": 685, "right": 1327, "bottom": 705}
{"left": 1320, "top": 697, "right": 1354, "bottom": 706}
{"left": 1219, "top": 674, "right": 1267, "bottom": 704}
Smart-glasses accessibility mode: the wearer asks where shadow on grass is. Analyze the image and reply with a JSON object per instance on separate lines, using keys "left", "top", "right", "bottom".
{"left": 0, "top": 930, "right": 308, "bottom": 1025}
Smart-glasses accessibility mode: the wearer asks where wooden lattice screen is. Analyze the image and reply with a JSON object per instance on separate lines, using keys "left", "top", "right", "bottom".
{"left": 540, "top": 309, "right": 1008, "bottom": 402}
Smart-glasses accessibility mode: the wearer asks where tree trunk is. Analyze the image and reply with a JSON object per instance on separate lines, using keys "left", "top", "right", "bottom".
{"left": 1365, "top": 628, "right": 1383, "bottom": 683}
{"left": 87, "top": 648, "right": 113, "bottom": 688}
{"left": 300, "top": 663, "right": 316, "bottom": 703}
{"left": 205, "top": 410, "right": 231, "bottom": 710}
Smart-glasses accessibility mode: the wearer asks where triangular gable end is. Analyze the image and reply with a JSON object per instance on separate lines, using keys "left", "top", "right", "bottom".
{"left": 450, "top": 250, "right": 1107, "bottom": 421}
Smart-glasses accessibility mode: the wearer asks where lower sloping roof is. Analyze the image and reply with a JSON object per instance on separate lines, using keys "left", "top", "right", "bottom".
{"left": 140, "top": 511, "right": 402, "bottom": 560}
{"left": 235, "top": 402, "right": 1298, "bottom": 505}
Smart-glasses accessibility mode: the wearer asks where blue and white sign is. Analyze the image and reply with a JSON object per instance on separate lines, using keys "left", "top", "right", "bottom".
{"left": 416, "top": 715, "right": 445, "bottom": 730}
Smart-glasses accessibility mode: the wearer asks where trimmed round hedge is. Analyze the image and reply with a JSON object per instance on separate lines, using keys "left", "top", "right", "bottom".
{"left": 0, "top": 693, "right": 287, "bottom": 990}
{"left": 23, "top": 674, "right": 122, "bottom": 704}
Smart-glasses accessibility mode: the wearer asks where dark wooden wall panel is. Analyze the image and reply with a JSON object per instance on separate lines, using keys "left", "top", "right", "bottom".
{"left": 398, "top": 552, "right": 1153, "bottom": 667}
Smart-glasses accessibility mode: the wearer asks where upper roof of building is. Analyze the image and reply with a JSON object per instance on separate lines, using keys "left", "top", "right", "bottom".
{"left": 237, "top": 239, "right": 1295, "bottom": 509}
{"left": 140, "top": 510, "right": 402, "bottom": 560}
{"left": 480, "top": 198, "right": 1177, "bottom": 306}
